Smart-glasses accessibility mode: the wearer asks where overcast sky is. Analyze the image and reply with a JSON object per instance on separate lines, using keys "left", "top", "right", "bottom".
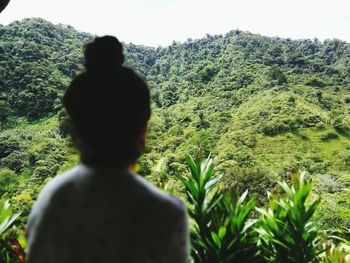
{"left": 0, "top": 0, "right": 349, "bottom": 46}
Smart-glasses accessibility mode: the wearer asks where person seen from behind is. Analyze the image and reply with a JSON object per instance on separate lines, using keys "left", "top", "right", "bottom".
{"left": 26, "top": 36, "right": 189, "bottom": 263}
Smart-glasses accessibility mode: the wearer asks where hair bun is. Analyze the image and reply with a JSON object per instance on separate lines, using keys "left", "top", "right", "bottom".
{"left": 84, "top": 35, "right": 124, "bottom": 72}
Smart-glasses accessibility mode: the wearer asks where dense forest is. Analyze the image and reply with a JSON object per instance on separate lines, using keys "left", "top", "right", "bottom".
{"left": 1, "top": 17, "right": 350, "bottom": 234}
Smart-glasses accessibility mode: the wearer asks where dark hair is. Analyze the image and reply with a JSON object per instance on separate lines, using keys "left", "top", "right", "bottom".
{"left": 63, "top": 36, "right": 151, "bottom": 167}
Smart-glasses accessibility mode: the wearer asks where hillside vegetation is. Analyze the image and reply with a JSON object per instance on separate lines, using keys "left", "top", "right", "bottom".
{"left": 1, "top": 18, "right": 350, "bottom": 229}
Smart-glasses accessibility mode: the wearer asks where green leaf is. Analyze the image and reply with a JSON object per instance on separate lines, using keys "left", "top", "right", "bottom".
{"left": 211, "top": 232, "right": 221, "bottom": 248}
{"left": 218, "top": 226, "right": 227, "bottom": 240}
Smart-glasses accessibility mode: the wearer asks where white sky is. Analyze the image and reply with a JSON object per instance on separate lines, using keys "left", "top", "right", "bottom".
{"left": 0, "top": 0, "right": 349, "bottom": 46}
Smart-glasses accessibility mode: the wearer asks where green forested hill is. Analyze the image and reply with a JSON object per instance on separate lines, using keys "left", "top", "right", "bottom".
{"left": 1, "top": 18, "right": 350, "bottom": 228}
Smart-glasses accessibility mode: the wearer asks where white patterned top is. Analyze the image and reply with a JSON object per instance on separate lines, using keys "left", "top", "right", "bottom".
{"left": 26, "top": 165, "right": 189, "bottom": 263}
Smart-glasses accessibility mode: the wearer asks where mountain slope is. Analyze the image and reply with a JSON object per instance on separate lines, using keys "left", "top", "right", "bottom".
{"left": 1, "top": 18, "right": 350, "bottom": 228}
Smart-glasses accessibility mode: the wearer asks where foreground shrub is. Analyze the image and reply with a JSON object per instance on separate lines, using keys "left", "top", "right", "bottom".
{"left": 256, "top": 170, "right": 322, "bottom": 262}
{"left": 177, "top": 152, "right": 261, "bottom": 263}
{"left": 321, "top": 230, "right": 350, "bottom": 263}
{"left": 0, "top": 195, "right": 25, "bottom": 263}
{"left": 178, "top": 153, "right": 350, "bottom": 263}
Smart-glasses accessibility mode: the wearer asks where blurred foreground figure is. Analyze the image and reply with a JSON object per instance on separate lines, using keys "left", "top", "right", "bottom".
{"left": 26, "top": 36, "right": 189, "bottom": 263}
{"left": 0, "top": 0, "right": 10, "bottom": 13}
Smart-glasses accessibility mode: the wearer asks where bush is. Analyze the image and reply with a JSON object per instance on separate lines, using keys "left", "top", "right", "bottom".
{"left": 256, "top": 170, "right": 322, "bottom": 262}
{"left": 0, "top": 152, "right": 29, "bottom": 173}
{"left": 306, "top": 77, "right": 326, "bottom": 87}
{"left": 232, "top": 168, "right": 277, "bottom": 204}
{"left": 320, "top": 132, "right": 339, "bottom": 141}
{"left": 0, "top": 195, "right": 25, "bottom": 263}
{"left": 288, "top": 96, "right": 296, "bottom": 104}
{"left": 177, "top": 153, "right": 350, "bottom": 263}
{"left": 0, "top": 169, "right": 16, "bottom": 194}
{"left": 268, "top": 66, "right": 287, "bottom": 85}
{"left": 177, "top": 152, "right": 260, "bottom": 263}
{"left": 0, "top": 136, "right": 20, "bottom": 159}
{"left": 313, "top": 174, "right": 342, "bottom": 194}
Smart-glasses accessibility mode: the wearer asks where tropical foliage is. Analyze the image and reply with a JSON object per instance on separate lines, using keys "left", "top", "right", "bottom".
{"left": 177, "top": 152, "right": 259, "bottom": 262}
{"left": 256, "top": 170, "right": 322, "bottom": 262}
{"left": 179, "top": 153, "right": 350, "bottom": 263}
{"left": 0, "top": 195, "right": 25, "bottom": 263}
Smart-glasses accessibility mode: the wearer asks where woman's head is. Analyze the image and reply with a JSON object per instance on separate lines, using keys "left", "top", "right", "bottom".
{"left": 63, "top": 36, "right": 151, "bottom": 168}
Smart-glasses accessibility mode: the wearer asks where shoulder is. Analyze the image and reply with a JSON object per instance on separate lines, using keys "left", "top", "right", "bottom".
{"left": 35, "top": 166, "right": 85, "bottom": 204}
{"left": 26, "top": 165, "right": 86, "bottom": 245}
{"left": 133, "top": 174, "right": 187, "bottom": 216}
{"left": 27, "top": 166, "right": 87, "bottom": 225}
